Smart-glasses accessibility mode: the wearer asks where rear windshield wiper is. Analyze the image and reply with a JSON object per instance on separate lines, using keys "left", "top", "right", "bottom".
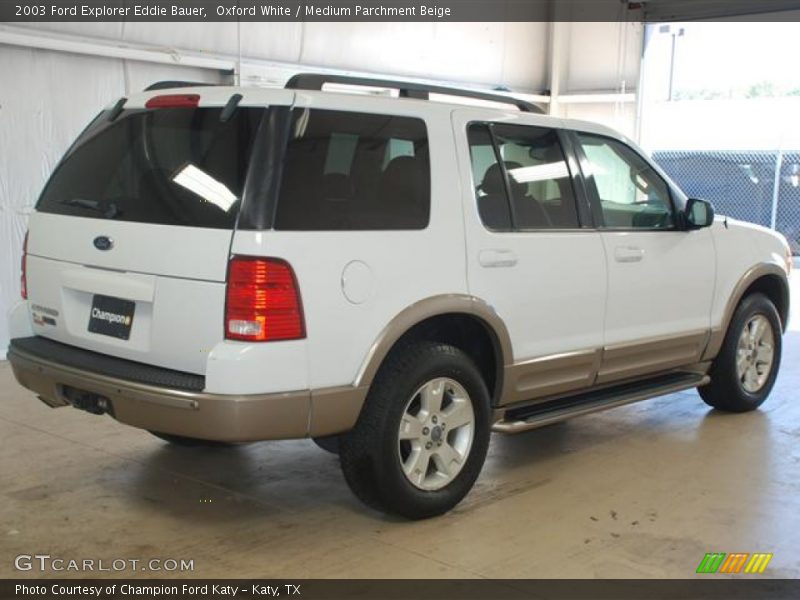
{"left": 60, "top": 198, "right": 121, "bottom": 219}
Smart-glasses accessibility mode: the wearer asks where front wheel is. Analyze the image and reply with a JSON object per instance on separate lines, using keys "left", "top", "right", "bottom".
{"left": 339, "top": 342, "right": 491, "bottom": 519}
{"left": 699, "top": 293, "right": 782, "bottom": 412}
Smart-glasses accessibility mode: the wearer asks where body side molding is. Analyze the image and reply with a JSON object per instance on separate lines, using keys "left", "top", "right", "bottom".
{"left": 501, "top": 348, "right": 601, "bottom": 406}
{"left": 500, "top": 330, "right": 711, "bottom": 407}
{"left": 597, "top": 329, "right": 709, "bottom": 385}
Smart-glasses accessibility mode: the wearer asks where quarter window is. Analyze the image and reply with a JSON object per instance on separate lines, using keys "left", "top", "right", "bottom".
{"left": 274, "top": 109, "right": 430, "bottom": 230}
{"left": 577, "top": 134, "right": 674, "bottom": 230}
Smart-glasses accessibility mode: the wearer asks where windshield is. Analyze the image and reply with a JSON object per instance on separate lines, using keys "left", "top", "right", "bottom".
{"left": 36, "top": 106, "right": 265, "bottom": 229}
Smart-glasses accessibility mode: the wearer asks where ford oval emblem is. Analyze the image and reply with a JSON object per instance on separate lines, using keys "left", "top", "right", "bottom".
{"left": 93, "top": 236, "right": 113, "bottom": 251}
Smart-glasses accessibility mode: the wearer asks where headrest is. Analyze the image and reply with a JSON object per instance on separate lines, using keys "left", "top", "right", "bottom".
{"left": 382, "top": 156, "right": 423, "bottom": 183}
{"left": 379, "top": 156, "right": 427, "bottom": 204}
{"left": 321, "top": 173, "right": 353, "bottom": 200}
{"left": 480, "top": 161, "right": 526, "bottom": 198}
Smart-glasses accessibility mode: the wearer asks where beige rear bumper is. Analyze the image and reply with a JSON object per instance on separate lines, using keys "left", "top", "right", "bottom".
{"left": 8, "top": 345, "right": 316, "bottom": 442}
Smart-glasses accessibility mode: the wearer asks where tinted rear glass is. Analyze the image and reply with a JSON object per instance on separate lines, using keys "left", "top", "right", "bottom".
{"left": 274, "top": 109, "right": 430, "bottom": 230}
{"left": 36, "top": 107, "right": 264, "bottom": 229}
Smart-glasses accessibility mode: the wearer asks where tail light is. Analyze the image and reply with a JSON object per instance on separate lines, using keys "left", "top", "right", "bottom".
{"left": 225, "top": 256, "right": 305, "bottom": 342}
{"left": 20, "top": 231, "right": 28, "bottom": 300}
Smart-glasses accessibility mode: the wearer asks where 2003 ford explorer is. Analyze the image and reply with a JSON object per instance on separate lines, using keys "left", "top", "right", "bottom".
{"left": 8, "top": 75, "right": 792, "bottom": 519}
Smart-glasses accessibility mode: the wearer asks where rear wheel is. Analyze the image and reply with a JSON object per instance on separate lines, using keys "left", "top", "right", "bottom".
{"left": 339, "top": 341, "right": 491, "bottom": 519}
{"left": 699, "top": 293, "right": 782, "bottom": 412}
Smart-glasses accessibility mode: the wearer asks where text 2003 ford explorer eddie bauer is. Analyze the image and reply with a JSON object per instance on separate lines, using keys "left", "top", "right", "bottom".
{"left": 8, "top": 75, "right": 792, "bottom": 519}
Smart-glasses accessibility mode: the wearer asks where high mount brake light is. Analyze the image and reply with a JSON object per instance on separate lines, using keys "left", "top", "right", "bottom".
{"left": 145, "top": 94, "right": 200, "bottom": 109}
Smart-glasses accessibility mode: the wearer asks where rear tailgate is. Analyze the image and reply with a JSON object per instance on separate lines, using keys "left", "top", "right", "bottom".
{"left": 24, "top": 88, "right": 292, "bottom": 375}
{"left": 26, "top": 218, "right": 230, "bottom": 375}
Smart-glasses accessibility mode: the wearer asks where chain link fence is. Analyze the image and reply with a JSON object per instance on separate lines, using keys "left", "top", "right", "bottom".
{"left": 654, "top": 150, "right": 800, "bottom": 255}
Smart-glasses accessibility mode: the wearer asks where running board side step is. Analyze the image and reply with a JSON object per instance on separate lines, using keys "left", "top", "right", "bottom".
{"left": 492, "top": 372, "right": 709, "bottom": 434}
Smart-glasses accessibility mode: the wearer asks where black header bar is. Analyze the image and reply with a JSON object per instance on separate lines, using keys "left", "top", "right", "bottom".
{"left": 3, "top": 578, "right": 800, "bottom": 600}
{"left": 3, "top": 1, "right": 800, "bottom": 23}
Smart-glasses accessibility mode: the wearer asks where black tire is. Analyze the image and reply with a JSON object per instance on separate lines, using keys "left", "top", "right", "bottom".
{"left": 699, "top": 293, "right": 782, "bottom": 412}
{"left": 339, "top": 341, "right": 491, "bottom": 520}
{"left": 312, "top": 435, "right": 341, "bottom": 455}
{"left": 149, "top": 431, "right": 237, "bottom": 447}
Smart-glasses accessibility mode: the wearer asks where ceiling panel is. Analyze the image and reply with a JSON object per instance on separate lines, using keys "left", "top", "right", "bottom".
{"left": 636, "top": 0, "right": 800, "bottom": 21}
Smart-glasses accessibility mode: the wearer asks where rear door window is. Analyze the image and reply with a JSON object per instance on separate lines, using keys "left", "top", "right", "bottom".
{"left": 468, "top": 122, "right": 580, "bottom": 231}
{"left": 274, "top": 109, "right": 430, "bottom": 230}
{"left": 36, "top": 107, "right": 265, "bottom": 229}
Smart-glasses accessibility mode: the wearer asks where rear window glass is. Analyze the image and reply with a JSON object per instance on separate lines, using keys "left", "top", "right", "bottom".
{"left": 274, "top": 109, "right": 430, "bottom": 230}
{"left": 36, "top": 107, "right": 264, "bottom": 229}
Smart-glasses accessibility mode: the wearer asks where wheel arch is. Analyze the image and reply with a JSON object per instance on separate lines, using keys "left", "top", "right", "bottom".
{"left": 353, "top": 295, "right": 513, "bottom": 407}
{"left": 703, "top": 263, "right": 790, "bottom": 360}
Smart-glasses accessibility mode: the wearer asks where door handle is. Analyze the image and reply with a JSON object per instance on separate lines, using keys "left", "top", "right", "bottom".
{"left": 614, "top": 246, "right": 645, "bottom": 263}
{"left": 479, "top": 249, "right": 518, "bottom": 268}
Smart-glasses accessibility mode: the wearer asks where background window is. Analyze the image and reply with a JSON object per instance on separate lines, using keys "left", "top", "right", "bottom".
{"left": 578, "top": 134, "right": 674, "bottom": 229}
{"left": 467, "top": 123, "right": 580, "bottom": 230}
{"left": 275, "top": 109, "right": 430, "bottom": 230}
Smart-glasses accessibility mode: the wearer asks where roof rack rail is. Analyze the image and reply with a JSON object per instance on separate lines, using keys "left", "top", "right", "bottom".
{"left": 144, "top": 81, "right": 218, "bottom": 91}
{"left": 285, "top": 73, "right": 545, "bottom": 114}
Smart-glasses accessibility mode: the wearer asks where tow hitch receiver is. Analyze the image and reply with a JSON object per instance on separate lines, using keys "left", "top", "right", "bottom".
{"left": 61, "top": 386, "right": 112, "bottom": 416}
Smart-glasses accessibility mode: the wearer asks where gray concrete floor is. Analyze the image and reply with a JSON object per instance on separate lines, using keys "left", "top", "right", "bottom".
{"left": 1, "top": 273, "right": 798, "bottom": 579}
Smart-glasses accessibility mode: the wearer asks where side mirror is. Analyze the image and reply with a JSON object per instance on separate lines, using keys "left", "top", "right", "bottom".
{"left": 684, "top": 198, "right": 715, "bottom": 229}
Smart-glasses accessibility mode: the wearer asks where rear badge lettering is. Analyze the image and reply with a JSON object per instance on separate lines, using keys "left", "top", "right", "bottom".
{"left": 31, "top": 304, "right": 59, "bottom": 317}
{"left": 32, "top": 305, "right": 59, "bottom": 328}
{"left": 88, "top": 295, "right": 135, "bottom": 340}
{"left": 91, "top": 307, "right": 132, "bottom": 326}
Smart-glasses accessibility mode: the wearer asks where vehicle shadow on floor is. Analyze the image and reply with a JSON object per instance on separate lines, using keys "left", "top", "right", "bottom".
{"left": 123, "top": 436, "right": 376, "bottom": 522}
{"left": 120, "top": 392, "right": 719, "bottom": 523}
{"left": 119, "top": 326, "right": 796, "bottom": 525}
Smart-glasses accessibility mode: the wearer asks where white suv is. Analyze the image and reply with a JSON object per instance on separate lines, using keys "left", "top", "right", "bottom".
{"left": 8, "top": 75, "right": 792, "bottom": 519}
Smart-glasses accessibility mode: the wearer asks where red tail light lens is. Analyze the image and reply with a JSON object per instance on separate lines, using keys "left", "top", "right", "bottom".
{"left": 20, "top": 231, "right": 28, "bottom": 300}
{"left": 145, "top": 94, "right": 200, "bottom": 109}
{"left": 225, "top": 257, "right": 305, "bottom": 342}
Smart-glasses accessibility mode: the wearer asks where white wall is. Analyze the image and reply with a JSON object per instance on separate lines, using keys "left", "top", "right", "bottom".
{"left": 544, "top": 20, "right": 641, "bottom": 141}
{"left": 0, "top": 22, "right": 640, "bottom": 356}
{"left": 565, "top": 22, "right": 641, "bottom": 93}
{"left": 19, "top": 21, "right": 551, "bottom": 90}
